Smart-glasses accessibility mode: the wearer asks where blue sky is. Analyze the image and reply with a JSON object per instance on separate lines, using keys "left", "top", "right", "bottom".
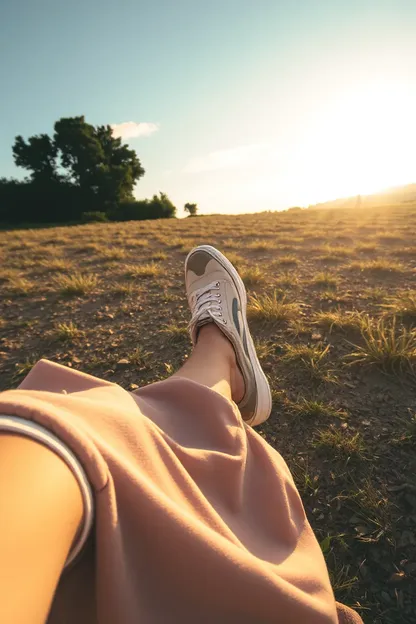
{"left": 1, "top": 0, "right": 416, "bottom": 215}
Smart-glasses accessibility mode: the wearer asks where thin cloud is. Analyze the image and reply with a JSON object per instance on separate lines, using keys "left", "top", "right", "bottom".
{"left": 111, "top": 121, "right": 160, "bottom": 140}
{"left": 183, "top": 144, "right": 269, "bottom": 173}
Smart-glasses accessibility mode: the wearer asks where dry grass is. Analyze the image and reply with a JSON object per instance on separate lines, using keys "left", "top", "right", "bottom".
{"left": 54, "top": 321, "right": 84, "bottom": 341}
{"left": 240, "top": 265, "right": 266, "bottom": 287}
{"left": 54, "top": 273, "right": 99, "bottom": 296}
{"left": 312, "top": 272, "right": 339, "bottom": 289}
{"left": 97, "top": 247, "right": 127, "bottom": 262}
{"left": 247, "top": 291, "right": 298, "bottom": 323}
{"left": 382, "top": 292, "right": 416, "bottom": 322}
{"left": 289, "top": 398, "right": 347, "bottom": 420}
{"left": 160, "top": 323, "right": 189, "bottom": 343}
{"left": 10, "top": 275, "right": 35, "bottom": 293}
{"left": 354, "top": 242, "right": 377, "bottom": 253}
{"left": 112, "top": 281, "right": 142, "bottom": 296}
{"left": 314, "top": 309, "right": 366, "bottom": 333}
{"left": 347, "top": 316, "right": 416, "bottom": 374}
{"left": 124, "top": 263, "right": 163, "bottom": 278}
{"left": 247, "top": 239, "right": 274, "bottom": 251}
{"left": 223, "top": 251, "right": 245, "bottom": 270}
{"left": 282, "top": 342, "right": 335, "bottom": 382}
{"left": 275, "top": 272, "right": 299, "bottom": 289}
{"left": 313, "top": 428, "right": 365, "bottom": 459}
{"left": 347, "top": 259, "right": 406, "bottom": 274}
{"left": 277, "top": 255, "right": 298, "bottom": 267}
{"left": 39, "top": 257, "right": 73, "bottom": 272}
{"left": 150, "top": 251, "right": 168, "bottom": 261}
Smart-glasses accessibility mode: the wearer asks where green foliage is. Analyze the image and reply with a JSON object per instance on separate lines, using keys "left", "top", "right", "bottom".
{"left": 53, "top": 116, "right": 144, "bottom": 206}
{"left": 12, "top": 134, "right": 58, "bottom": 181}
{"left": 0, "top": 116, "right": 171, "bottom": 225}
{"left": 110, "top": 193, "right": 176, "bottom": 221}
{"left": 81, "top": 211, "right": 108, "bottom": 223}
{"left": 184, "top": 202, "right": 198, "bottom": 216}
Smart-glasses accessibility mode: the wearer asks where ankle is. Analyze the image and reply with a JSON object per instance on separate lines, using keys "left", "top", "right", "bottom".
{"left": 197, "top": 323, "right": 235, "bottom": 362}
{"left": 196, "top": 323, "right": 244, "bottom": 403}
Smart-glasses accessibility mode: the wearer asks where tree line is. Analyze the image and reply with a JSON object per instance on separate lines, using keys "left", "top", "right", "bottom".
{"left": 0, "top": 116, "right": 190, "bottom": 225}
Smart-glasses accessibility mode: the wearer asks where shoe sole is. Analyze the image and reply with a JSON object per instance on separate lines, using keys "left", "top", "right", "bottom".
{"left": 186, "top": 244, "right": 272, "bottom": 426}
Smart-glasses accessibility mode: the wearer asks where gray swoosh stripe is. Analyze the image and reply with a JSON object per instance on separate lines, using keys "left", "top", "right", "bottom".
{"left": 232, "top": 297, "right": 241, "bottom": 336}
{"left": 242, "top": 327, "right": 250, "bottom": 358}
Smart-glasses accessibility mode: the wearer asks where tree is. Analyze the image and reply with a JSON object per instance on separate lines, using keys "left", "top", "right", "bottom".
{"left": 12, "top": 134, "right": 58, "bottom": 182}
{"left": 11, "top": 116, "right": 145, "bottom": 217}
{"left": 184, "top": 202, "right": 198, "bottom": 216}
{"left": 53, "top": 116, "right": 145, "bottom": 207}
{"left": 149, "top": 192, "right": 177, "bottom": 218}
{"left": 2, "top": 116, "right": 179, "bottom": 225}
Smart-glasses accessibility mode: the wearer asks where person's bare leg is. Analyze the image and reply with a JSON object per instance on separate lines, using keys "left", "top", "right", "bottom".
{"left": 172, "top": 323, "right": 245, "bottom": 403}
{"left": 0, "top": 434, "right": 83, "bottom": 624}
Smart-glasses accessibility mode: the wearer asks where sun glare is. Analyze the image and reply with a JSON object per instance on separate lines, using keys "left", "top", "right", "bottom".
{"left": 293, "top": 82, "right": 416, "bottom": 206}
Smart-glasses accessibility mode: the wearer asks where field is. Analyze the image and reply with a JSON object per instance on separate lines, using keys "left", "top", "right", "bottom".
{"left": 1, "top": 204, "right": 416, "bottom": 623}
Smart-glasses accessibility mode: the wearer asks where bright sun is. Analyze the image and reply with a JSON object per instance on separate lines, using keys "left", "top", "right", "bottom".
{"left": 294, "top": 81, "right": 416, "bottom": 206}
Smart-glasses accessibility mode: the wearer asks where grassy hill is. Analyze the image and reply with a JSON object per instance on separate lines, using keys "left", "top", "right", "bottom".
{"left": 1, "top": 203, "right": 416, "bottom": 623}
{"left": 310, "top": 183, "right": 416, "bottom": 211}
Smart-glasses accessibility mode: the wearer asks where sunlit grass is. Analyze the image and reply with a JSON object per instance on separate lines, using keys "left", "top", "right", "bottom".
{"left": 124, "top": 263, "right": 163, "bottom": 278}
{"left": 347, "top": 316, "right": 416, "bottom": 374}
{"left": 5, "top": 276, "right": 33, "bottom": 295}
{"left": 13, "top": 356, "right": 38, "bottom": 380}
{"left": 224, "top": 251, "right": 245, "bottom": 270}
{"left": 381, "top": 292, "right": 416, "bottom": 322}
{"left": 150, "top": 251, "right": 168, "bottom": 261}
{"left": 313, "top": 427, "right": 365, "bottom": 459}
{"left": 289, "top": 398, "right": 347, "bottom": 420}
{"left": 314, "top": 309, "right": 366, "bottom": 333}
{"left": 39, "top": 257, "right": 74, "bottom": 272}
{"left": 247, "top": 239, "right": 274, "bottom": 251}
{"left": 54, "top": 273, "right": 99, "bottom": 296}
{"left": 240, "top": 265, "right": 266, "bottom": 287}
{"left": 160, "top": 323, "right": 189, "bottom": 343}
{"left": 247, "top": 291, "right": 298, "bottom": 323}
{"left": 274, "top": 272, "right": 299, "bottom": 289}
{"left": 98, "top": 247, "right": 127, "bottom": 262}
{"left": 54, "top": 321, "right": 84, "bottom": 341}
{"left": 312, "top": 272, "right": 339, "bottom": 289}
{"left": 277, "top": 255, "right": 298, "bottom": 267}
{"left": 282, "top": 342, "right": 335, "bottom": 382}
{"left": 347, "top": 259, "right": 406, "bottom": 274}
{"left": 354, "top": 242, "right": 377, "bottom": 253}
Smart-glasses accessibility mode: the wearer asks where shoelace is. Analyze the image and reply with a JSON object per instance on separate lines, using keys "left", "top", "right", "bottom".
{"left": 189, "top": 280, "right": 227, "bottom": 335}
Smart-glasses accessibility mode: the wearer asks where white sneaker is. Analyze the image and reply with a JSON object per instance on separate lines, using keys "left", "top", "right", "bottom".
{"left": 185, "top": 245, "right": 272, "bottom": 426}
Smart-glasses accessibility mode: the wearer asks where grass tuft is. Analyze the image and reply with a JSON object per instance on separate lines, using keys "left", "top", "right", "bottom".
{"left": 313, "top": 428, "right": 365, "bottom": 459}
{"left": 54, "top": 321, "right": 83, "bottom": 341}
{"left": 98, "top": 247, "right": 127, "bottom": 262}
{"left": 277, "top": 254, "right": 298, "bottom": 267}
{"left": 240, "top": 265, "right": 266, "bottom": 287}
{"left": 314, "top": 309, "right": 365, "bottom": 333}
{"left": 312, "top": 272, "right": 339, "bottom": 289}
{"left": 160, "top": 323, "right": 189, "bottom": 343}
{"left": 347, "top": 316, "right": 416, "bottom": 373}
{"left": 247, "top": 291, "right": 298, "bottom": 323}
{"left": 382, "top": 292, "right": 416, "bottom": 322}
{"left": 290, "top": 398, "right": 347, "bottom": 419}
{"left": 39, "top": 257, "right": 73, "bottom": 272}
{"left": 124, "top": 263, "right": 163, "bottom": 278}
{"left": 54, "top": 272, "right": 98, "bottom": 296}
{"left": 247, "top": 239, "right": 273, "bottom": 251}
{"left": 282, "top": 342, "right": 335, "bottom": 382}
{"left": 6, "top": 276, "right": 33, "bottom": 295}
{"left": 347, "top": 259, "right": 406, "bottom": 274}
